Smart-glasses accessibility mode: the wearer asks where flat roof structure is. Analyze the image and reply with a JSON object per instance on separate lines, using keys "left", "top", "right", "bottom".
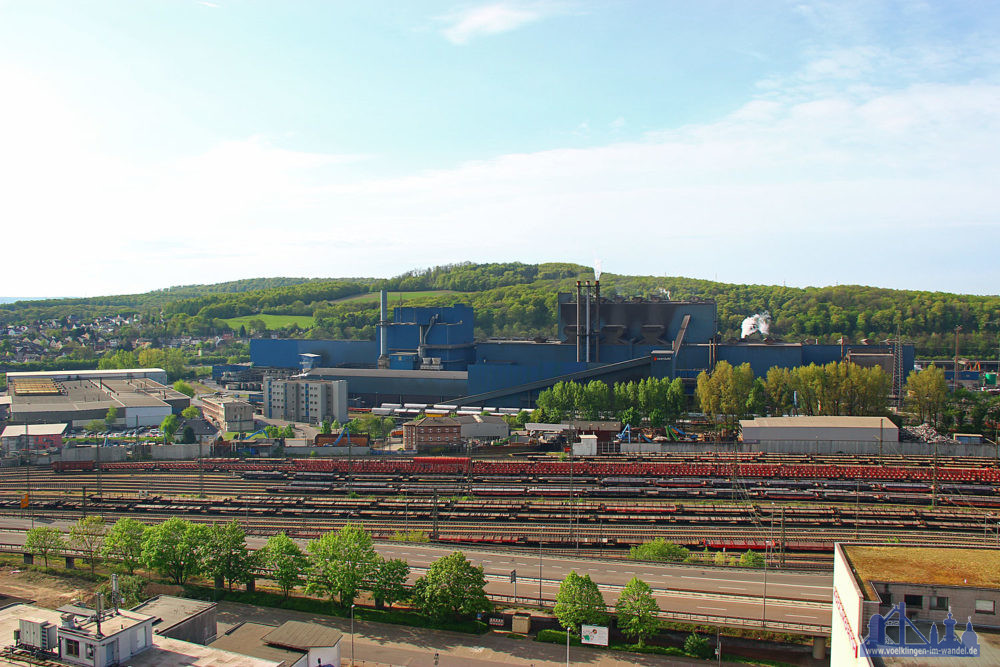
{"left": 131, "top": 595, "right": 216, "bottom": 636}
{"left": 5, "top": 368, "right": 167, "bottom": 381}
{"left": 844, "top": 545, "right": 1000, "bottom": 600}
{"left": 1, "top": 424, "right": 68, "bottom": 438}
{"left": 209, "top": 623, "right": 305, "bottom": 666}
{"left": 7, "top": 375, "right": 188, "bottom": 426}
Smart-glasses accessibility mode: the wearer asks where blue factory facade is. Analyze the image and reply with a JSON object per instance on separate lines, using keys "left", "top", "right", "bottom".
{"left": 247, "top": 294, "right": 914, "bottom": 408}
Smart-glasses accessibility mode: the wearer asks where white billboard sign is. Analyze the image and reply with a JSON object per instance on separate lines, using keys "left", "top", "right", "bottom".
{"left": 581, "top": 625, "right": 608, "bottom": 646}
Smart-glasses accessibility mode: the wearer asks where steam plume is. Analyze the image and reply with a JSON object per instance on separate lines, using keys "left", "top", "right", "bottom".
{"left": 741, "top": 311, "right": 771, "bottom": 338}
{"left": 593, "top": 258, "right": 602, "bottom": 281}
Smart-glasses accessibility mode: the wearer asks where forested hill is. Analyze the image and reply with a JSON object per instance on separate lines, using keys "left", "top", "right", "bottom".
{"left": 3, "top": 262, "right": 999, "bottom": 356}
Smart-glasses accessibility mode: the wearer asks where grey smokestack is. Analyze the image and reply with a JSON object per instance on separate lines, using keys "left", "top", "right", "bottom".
{"left": 594, "top": 280, "right": 600, "bottom": 363}
{"left": 379, "top": 290, "right": 389, "bottom": 357}
{"left": 585, "top": 281, "right": 591, "bottom": 363}
{"left": 576, "top": 281, "right": 582, "bottom": 363}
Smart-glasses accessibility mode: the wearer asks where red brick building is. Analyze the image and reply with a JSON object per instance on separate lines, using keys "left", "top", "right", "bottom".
{"left": 402, "top": 416, "right": 461, "bottom": 450}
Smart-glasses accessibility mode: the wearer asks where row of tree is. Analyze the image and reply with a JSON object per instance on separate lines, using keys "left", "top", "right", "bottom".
{"left": 533, "top": 378, "right": 686, "bottom": 427}
{"left": 694, "top": 360, "right": 892, "bottom": 424}
{"left": 24, "top": 519, "right": 492, "bottom": 621}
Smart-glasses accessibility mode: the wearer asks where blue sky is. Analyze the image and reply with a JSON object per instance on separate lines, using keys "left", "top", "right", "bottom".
{"left": 1, "top": 1, "right": 998, "bottom": 296}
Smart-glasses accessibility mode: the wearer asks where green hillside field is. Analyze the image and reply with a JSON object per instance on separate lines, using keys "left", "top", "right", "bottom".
{"left": 223, "top": 313, "right": 316, "bottom": 330}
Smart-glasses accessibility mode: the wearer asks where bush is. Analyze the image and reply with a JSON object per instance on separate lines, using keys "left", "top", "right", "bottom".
{"left": 684, "top": 632, "right": 712, "bottom": 659}
{"left": 739, "top": 550, "right": 765, "bottom": 568}
{"left": 629, "top": 538, "right": 689, "bottom": 563}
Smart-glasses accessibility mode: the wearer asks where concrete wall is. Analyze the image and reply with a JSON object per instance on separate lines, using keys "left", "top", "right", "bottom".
{"left": 149, "top": 443, "right": 202, "bottom": 460}
{"left": 831, "top": 544, "right": 869, "bottom": 665}
{"left": 742, "top": 425, "right": 899, "bottom": 443}
{"left": 57, "top": 446, "right": 128, "bottom": 463}
{"left": 284, "top": 446, "right": 371, "bottom": 457}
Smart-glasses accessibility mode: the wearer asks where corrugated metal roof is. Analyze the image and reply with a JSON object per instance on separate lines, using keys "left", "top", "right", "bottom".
{"left": 261, "top": 620, "right": 342, "bottom": 650}
{"left": 306, "top": 367, "right": 467, "bottom": 380}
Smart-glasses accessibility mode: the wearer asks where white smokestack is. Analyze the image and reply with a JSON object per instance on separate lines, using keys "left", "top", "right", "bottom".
{"left": 593, "top": 258, "right": 602, "bottom": 281}
{"left": 740, "top": 311, "right": 771, "bottom": 338}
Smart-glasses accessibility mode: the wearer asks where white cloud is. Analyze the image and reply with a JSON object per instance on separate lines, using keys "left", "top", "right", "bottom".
{"left": 3, "top": 46, "right": 1000, "bottom": 295}
{"left": 438, "top": 2, "right": 561, "bottom": 44}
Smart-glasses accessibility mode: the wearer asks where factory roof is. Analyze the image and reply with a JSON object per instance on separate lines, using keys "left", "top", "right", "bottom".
{"left": 6, "top": 368, "right": 166, "bottom": 379}
{"left": 10, "top": 378, "right": 184, "bottom": 412}
{"left": 304, "top": 367, "right": 467, "bottom": 380}
{"left": 455, "top": 414, "right": 507, "bottom": 425}
{"left": 1, "top": 423, "right": 68, "bottom": 438}
{"left": 844, "top": 545, "right": 1000, "bottom": 600}
{"left": 740, "top": 416, "right": 897, "bottom": 429}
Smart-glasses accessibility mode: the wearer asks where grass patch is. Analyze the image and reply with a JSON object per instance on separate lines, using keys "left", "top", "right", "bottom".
{"left": 181, "top": 584, "right": 489, "bottom": 634}
{"left": 223, "top": 314, "right": 316, "bottom": 329}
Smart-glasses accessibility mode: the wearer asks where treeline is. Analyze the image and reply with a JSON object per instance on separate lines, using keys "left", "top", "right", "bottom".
{"left": 696, "top": 360, "right": 891, "bottom": 423}
{"left": 0, "top": 277, "right": 324, "bottom": 324}
{"left": 5, "top": 262, "right": 1000, "bottom": 356}
{"left": 163, "top": 279, "right": 370, "bottom": 319}
{"left": 26, "top": 518, "right": 491, "bottom": 622}
{"left": 533, "top": 378, "right": 686, "bottom": 427}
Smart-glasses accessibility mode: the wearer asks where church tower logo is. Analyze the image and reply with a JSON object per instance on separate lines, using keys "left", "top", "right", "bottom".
{"left": 860, "top": 602, "right": 980, "bottom": 658}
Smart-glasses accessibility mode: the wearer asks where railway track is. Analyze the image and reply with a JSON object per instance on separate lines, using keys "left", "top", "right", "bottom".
{"left": 7, "top": 454, "right": 1000, "bottom": 570}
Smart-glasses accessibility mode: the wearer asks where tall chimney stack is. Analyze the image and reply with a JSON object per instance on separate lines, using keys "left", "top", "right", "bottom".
{"left": 377, "top": 290, "right": 390, "bottom": 369}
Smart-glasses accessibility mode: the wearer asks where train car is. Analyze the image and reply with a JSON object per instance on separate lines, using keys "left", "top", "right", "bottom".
{"left": 600, "top": 476, "right": 651, "bottom": 487}
{"left": 241, "top": 471, "right": 287, "bottom": 480}
{"left": 762, "top": 489, "right": 819, "bottom": 501}
{"left": 52, "top": 460, "right": 95, "bottom": 472}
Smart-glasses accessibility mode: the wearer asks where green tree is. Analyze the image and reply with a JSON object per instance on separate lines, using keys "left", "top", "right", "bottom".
{"left": 615, "top": 577, "right": 660, "bottom": 647}
{"left": 104, "top": 405, "right": 118, "bottom": 427}
{"left": 173, "top": 380, "right": 195, "bottom": 397}
{"left": 320, "top": 419, "right": 332, "bottom": 435}
{"left": 101, "top": 517, "right": 147, "bottom": 574}
{"left": 98, "top": 349, "right": 138, "bottom": 370}
{"left": 264, "top": 532, "right": 308, "bottom": 598}
{"left": 411, "top": 551, "right": 491, "bottom": 621}
{"left": 684, "top": 632, "right": 712, "bottom": 659}
{"left": 98, "top": 574, "right": 146, "bottom": 608}
{"left": 180, "top": 426, "right": 196, "bottom": 444}
{"left": 181, "top": 405, "right": 200, "bottom": 420}
{"left": 86, "top": 419, "right": 105, "bottom": 434}
{"left": 629, "top": 538, "right": 689, "bottom": 563}
{"left": 70, "top": 515, "right": 107, "bottom": 574}
{"left": 370, "top": 557, "right": 410, "bottom": 610}
{"left": 141, "top": 517, "right": 207, "bottom": 585}
{"left": 739, "top": 550, "right": 765, "bottom": 568}
{"left": 305, "top": 524, "right": 378, "bottom": 607}
{"left": 906, "top": 364, "right": 948, "bottom": 425}
{"left": 160, "top": 414, "right": 180, "bottom": 443}
{"left": 25, "top": 526, "right": 65, "bottom": 568}
{"left": 201, "top": 519, "right": 253, "bottom": 591}
{"left": 554, "top": 570, "right": 606, "bottom": 632}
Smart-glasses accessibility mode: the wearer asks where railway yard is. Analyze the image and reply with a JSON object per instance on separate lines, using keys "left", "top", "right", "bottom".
{"left": 6, "top": 451, "right": 1000, "bottom": 568}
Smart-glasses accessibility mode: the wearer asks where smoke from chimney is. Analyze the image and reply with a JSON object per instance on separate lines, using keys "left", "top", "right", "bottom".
{"left": 593, "top": 258, "right": 602, "bottom": 281}
{"left": 740, "top": 311, "right": 771, "bottom": 339}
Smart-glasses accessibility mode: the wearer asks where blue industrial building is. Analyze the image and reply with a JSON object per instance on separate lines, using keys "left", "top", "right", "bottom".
{"left": 245, "top": 289, "right": 914, "bottom": 408}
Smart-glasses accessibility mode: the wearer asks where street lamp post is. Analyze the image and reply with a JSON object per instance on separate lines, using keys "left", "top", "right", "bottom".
{"left": 350, "top": 603, "right": 355, "bottom": 666}
{"left": 986, "top": 513, "right": 995, "bottom": 546}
